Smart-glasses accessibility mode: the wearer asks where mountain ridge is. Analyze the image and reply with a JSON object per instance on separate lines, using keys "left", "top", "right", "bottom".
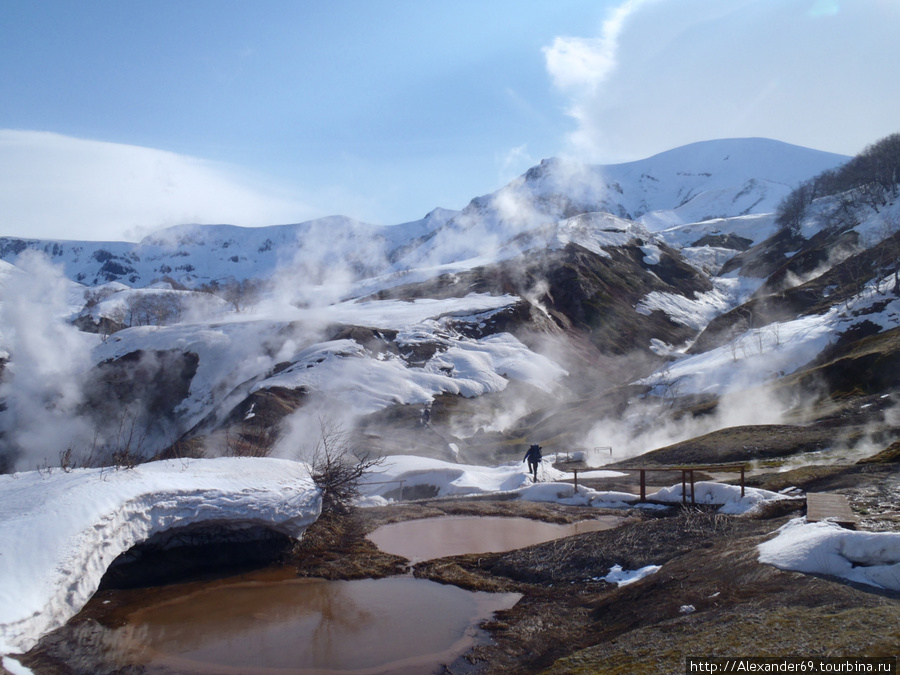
{"left": 0, "top": 137, "right": 848, "bottom": 289}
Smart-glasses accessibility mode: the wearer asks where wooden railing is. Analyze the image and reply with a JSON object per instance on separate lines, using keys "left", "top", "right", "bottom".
{"left": 632, "top": 464, "right": 747, "bottom": 504}
{"left": 565, "top": 463, "right": 748, "bottom": 504}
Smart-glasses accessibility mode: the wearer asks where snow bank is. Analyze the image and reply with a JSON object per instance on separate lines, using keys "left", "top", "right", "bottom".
{"left": 518, "top": 482, "right": 644, "bottom": 509}
{"left": 758, "top": 518, "right": 900, "bottom": 591}
{"left": 360, "top": 456, "right": 532, "bottom": 500}
{"left": 361, "top": 456, "right": 628, "bottom": 504}
{"left": 361, "top": 456, "right": 638, "bottom": 507}
{"left": 361, "top": 458, "right": 784, "bottom": 516}
{"left": 520, "top": 480, "right": 783, "bottom": 514}
{"left": 648, "top": 481, "right": 787, "bottom": 514}
{"left": 0, "top": 458, "right": 321, "bottom": 655}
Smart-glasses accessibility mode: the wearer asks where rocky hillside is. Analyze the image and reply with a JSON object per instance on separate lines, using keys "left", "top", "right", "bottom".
{"left": 5, "top": 135, "right": 900, "bottom": 474}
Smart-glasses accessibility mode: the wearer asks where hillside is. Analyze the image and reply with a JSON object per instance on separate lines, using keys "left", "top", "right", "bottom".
{"left": 4, "top": 135, "right": 900, "bottom": 477}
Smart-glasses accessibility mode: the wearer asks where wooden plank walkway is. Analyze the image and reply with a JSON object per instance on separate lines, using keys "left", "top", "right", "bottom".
{"left": 807, "top": 492, "right": 858, "bottom": 529}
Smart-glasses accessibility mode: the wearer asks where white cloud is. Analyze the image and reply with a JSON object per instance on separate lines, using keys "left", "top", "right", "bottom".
{"left": 0, "top": 130, "right": 318, "bottom": 242}
{"left": 543, "top": 0, "right": 654, "bottom": 94}
{"left": 544, "top": 0, "right": 900, "bottom": 162}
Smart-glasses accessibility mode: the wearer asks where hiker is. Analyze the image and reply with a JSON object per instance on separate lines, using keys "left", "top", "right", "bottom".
{"left": 421, "top": 406, "right": 431, "bottom": 426}
{"left": 523, "top": 443, "right": 542, "bottom": 481}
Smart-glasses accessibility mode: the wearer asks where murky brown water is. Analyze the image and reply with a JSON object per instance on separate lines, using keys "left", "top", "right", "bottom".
{"left": 49, "top": 515, "right": 618, "bottom": 673}
{"left": 103, "top": 573, "right": 520, "bottom": 675}
{"left": 367, "top": 515, "right": 621, "bottom": 561}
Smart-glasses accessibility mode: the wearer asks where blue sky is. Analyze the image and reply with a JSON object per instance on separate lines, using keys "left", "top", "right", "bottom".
{"left": 1, "top": 0, "right": 898, "bottom": 241}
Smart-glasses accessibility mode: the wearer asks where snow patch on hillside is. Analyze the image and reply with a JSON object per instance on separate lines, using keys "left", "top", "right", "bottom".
{"left": 643, "top": 312, "right": 833, "bottom": 397}
{"left": 549, "top": 212, "right": 643, "bottom": 258}
{"left": 85, "top": 293, "right": 557, "bottom": 458}
{"left": 253, "top": 331, "right": 565, "bottom": 415}
{"left": 636, "top": 276, "right": 764, "bottom": 332}
{"left": 656, "top": 213, "right": 779, "bottom": 250}
{"left": 641, "top": 276, "right": 900, "bottom": 398}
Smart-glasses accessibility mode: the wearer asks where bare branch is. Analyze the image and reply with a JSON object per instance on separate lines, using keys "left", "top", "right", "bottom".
{"left": 307, "top": 414, "right": 384, "bottom": 514}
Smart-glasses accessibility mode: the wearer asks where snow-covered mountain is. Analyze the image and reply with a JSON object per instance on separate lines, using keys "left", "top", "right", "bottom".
{"left": 0, "top": 138, "right": 846, "bottom": 290}
{"left": 4, "top": 135, "right": 900, "bottom": 478}
{"left": 0, "top": 212, "right": 452, "bottom": 289}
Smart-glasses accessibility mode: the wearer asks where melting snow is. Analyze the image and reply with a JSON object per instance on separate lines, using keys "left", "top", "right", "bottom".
{"left": 604, "top": 563, "right": 661, "bottom": 586}
{"left": 758, "top": 518, "right": 900, "bottom": 591}
{"left": 360, "top": 457, "right": 786, "bottom": 516}
{"left": 649, "top": 481, "right": 789, "bottom": 515}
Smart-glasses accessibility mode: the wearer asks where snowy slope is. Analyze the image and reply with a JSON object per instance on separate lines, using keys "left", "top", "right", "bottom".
{"left": 0, "top": 210, "right": 454, "bottom": 290}
{"left": 655, "top": 213, "right": 779, "bottom": 250}
{"left": 607, "top": 138, "right": 848, "bottom": 228}
{"left": 637, "top": 196, "right": 900, "bottom": 397}
{"left": 70, "top": 294, "right": 563, "bottom": 461}
{"left": 0, "top": 139, "right": 847, "bottom": 290}
{"left": 0, "top": 458, "right": 321, "bottom": 654}
{"left": 428, "top": 138, "right": 847, "bottom": 245}
{"left": 640, "top": 275, "right": 900, "bottom": 397}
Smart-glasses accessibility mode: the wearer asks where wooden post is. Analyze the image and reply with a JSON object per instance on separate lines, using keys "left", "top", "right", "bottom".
{"left": 740, "top": 466, "right": 745, "bottom": 497}
{"left": 690, "top": 469, "right": 695, "bottom": 505}
{"left": 640, "top": 469, "right": 646, "bottom": 501}
{"left": 681, "top": 470, "right": 687, "bottom": 505}
{"left": 573, "top": 468, "right": 578, "bottom": 493}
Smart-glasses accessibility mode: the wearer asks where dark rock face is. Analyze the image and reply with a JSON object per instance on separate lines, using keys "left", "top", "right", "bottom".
{"left": 78, "top": 349, "right": 200, "bottom": 459}
{"left": 690, "top": 233, "right": 753, "bottom": 250}
{"left": 369, "top": 242, "right": 711, "bottom": 358}
{"left": 85, "top": 349, "right": 199, "bottom": 420}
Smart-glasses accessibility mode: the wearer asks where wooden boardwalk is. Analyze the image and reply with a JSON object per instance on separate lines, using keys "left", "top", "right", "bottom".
{"left": 806, "top": 492, "right": 858, "bottom": 529}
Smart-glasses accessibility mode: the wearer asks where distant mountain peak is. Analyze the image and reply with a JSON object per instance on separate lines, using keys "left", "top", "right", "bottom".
{"left": 0, "top": 137, "right": 851, "bottom": 289}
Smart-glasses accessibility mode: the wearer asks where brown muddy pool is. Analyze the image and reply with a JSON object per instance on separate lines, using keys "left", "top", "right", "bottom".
{"left": 50, "top": 515, "right": 618, "bottom": 673}
{"left": 367, "top": 514, "right": 622, "bottom": 561}
{"left": 92, "top": 572, "right": 520, "bottom": 675}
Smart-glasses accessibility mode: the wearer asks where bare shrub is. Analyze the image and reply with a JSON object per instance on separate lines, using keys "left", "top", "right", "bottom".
{"left": 57, "top": 406, "right": 151, "bottom": 471}
{"left": 125, "top": 292, "right": 184, "bottom": 327}
{"left": 106, "top": 406, "right": 150, "bottom": 468}
{"left": 58, "top": 447, "right": 77, "bottom": 472}
{"left": 307, "top": 415, "right": 384, "bottom": 514}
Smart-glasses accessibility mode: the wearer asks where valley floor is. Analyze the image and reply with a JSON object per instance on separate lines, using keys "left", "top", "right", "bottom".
{"left": 373, "top": 473, "right": 899, "bottom": 674}
{"left": 12, "top": 462, "right": 900, "bottom": 675}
